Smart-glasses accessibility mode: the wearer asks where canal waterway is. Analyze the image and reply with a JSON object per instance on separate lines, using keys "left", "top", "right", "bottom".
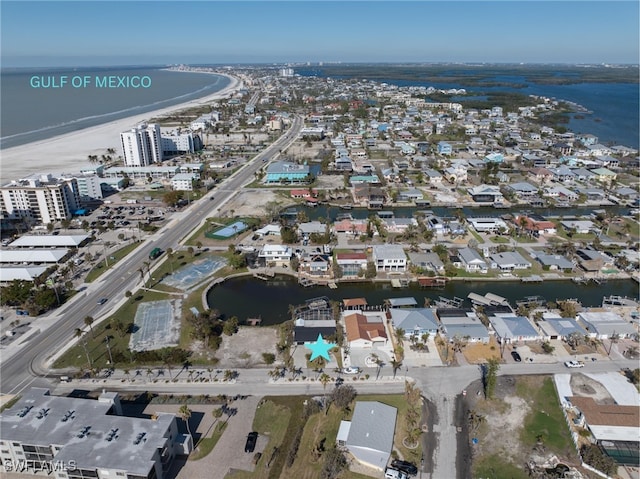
{"left": 207, "top": 276, "right": 639, "bottom": 326}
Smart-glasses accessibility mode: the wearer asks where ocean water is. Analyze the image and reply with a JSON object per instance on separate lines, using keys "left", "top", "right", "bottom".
{"left": 0, "top": 67, "right": 230, "bottom": 149}
{"left": 298, "top": 68, "right": 640, "bottom": 149}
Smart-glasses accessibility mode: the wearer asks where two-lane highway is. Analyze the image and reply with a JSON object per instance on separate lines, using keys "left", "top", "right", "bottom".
{"left": 0, "top": 115, "right": 304, "bottom": 395}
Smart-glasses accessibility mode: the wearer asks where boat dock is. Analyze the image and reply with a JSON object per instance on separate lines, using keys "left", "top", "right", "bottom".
{"left": 468, "top": 292, "right": 509, "bottom": 306}
{"left": 254, "top": 270, "right": 276, "bottom": 281}
{"left": 521, "top": 275, "right": 543, "bottom": 283}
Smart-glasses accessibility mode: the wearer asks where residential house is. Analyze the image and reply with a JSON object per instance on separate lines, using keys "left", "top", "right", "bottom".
{"left": 467, "top": 185, "right": 504, "bottom": 204}
{"left": 407, "top": 252, "right": 445, "bottom": 274}
{"left": 457, "top": 247, "right": 488, "bottom": 273}
{"left": 397, "top": 188, "right": 424, "bottom": 202}
{"left": 484, "top": 152, "right": 504, "bottom": 163}
{"left": 566, "top": 397, "right": 639, "bottom": 466}
{"left": 422, "top": 168, "right": 444, "bottom": 185}
{"left": 436, "top": 308, "right": 490, "bottom": 343}
{"left": 336, "top": 402, "right": 397, "bottom": 470}
{"left": 344, "top": 312, "right": 388, "bottom": 348}
{"left": 489, "top": 251, "right": 532, "bottom": 271}
{"left": 575, "top": 249, "right": 614, "bottom": 272}
{"left": 258, "top": 244, "right": 292, "bottom": 266}
{"left": 467, "top": 217, "right": 508, "bottom": 233}
{"left": 586, "top": 144, "right": 611, "bottom": 157}
{"left": 489, "top": 314, "right": 540, "bottom": 343}
{"left": 507, "top": 182, "right": 539, "bottom": 199}
{"left": 578, "top": 311, "right": 636, "bottom": 339}
{"left": 389, "top": 308, "right": 439, "bottom": 339}
{"left": 333, "top": 219, "right": 369, "bottom": 237}
{"left": 298, "top": 221, "right": 327, "bottom": 239}
{"left": 300, "top": 253, "right": 331, "bottom": 276}
{"left": 372, "top": 245, "right": 407, "bottom": 272}
{"left": 537, "top": 313, "right": 587, "bottom": 340}
{"left": 293, "top": 318, "right": 336, "bottom": 345}
{"left": 336, "top": 252, "right": 368, "bottom": 277}
{"left": 590, "top": 167, "right": 617, "bottom": 185}
{"left": 515, "top": 215, "right": 557, "bottom": 235}
{"left": 437, "top": 141, "right": 452, "bottom": 155}
{"left": 529, "top": 167, "right": 553, "bottom": 183}
{"left": 535, "top": 252, "right": 574, "bottom": 271}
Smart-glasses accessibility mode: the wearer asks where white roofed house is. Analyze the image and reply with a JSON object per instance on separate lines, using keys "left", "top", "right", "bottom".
{"left": 372, "top": 244, "right": 407, "bottom": 272}
{"left": 258, "top": 244, "right": 292, "bottom": 267}
{"left": 577, "top": 311, "right": 637, "bottom": 340}
{"left": 336, "top": 401, "right": 397, "bottom": 471}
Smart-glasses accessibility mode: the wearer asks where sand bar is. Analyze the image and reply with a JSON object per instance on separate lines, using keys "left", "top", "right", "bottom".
{"left": 0, "top": 72, "right": 242, "bottom": 182}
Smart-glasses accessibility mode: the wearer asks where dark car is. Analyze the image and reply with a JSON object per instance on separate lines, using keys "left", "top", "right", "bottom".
{"left": 511, "top": 351, "right": 522, "bottom": 362}
{"left": 97, "top": 298, "right": 108, "bottom": 305}
{"left": 244, "top": 432, "right": 258, "bottom": 453}
{"left": 391, "top": 460, "right": 418, "bottom": 476}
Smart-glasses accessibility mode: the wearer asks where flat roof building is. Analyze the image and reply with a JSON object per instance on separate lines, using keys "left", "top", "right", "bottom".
{"left": 0, "top": 388, "right": 181, "bottom": 479}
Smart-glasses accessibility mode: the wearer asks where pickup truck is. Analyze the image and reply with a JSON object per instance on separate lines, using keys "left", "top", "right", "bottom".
{"left": 564, "top": 360, "right": 584, "bottom": 368}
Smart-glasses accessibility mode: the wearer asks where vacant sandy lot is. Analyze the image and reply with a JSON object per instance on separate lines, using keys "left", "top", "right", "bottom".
{"left": 215, "top": 326, "right": 279, "bottom": 368}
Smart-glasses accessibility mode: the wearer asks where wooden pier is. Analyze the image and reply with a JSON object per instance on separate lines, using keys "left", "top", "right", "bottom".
{"left": 254, "top": 270, "right": 276, "bottom": 281}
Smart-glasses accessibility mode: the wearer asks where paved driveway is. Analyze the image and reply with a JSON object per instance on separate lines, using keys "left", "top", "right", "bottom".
{"left": 169, "top": 395, "right": 263, "bottom": 479}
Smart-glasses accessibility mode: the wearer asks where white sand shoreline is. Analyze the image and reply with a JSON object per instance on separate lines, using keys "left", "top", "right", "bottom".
{"left": 0, "top": 72, "right": 242, "bottom": 182}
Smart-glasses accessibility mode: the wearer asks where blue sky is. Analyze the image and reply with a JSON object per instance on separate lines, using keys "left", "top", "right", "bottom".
{"left": 2, "top": 1, "right": 638, "bottom": 66}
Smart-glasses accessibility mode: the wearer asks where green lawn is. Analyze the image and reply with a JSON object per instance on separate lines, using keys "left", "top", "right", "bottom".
{"left": 53, "top": 289, "right": 170, "bottom": 370}
{"left": 472, "top": 376, "right": 574, "bottom": 478}
{"left": 357, "top": 394, "right": 422, "bottom": 464}
{"left": 284, "top": 403, "right": 347, "bottom": 479}
{"left": 473, "top": 454, "right": 529, "bottom": 479}
{"left": 518, "top": 377, "right": 572, "bottom": 452}
{"left": 85, "top": 242, "right": 142, "bottom": 283}
{"left": 227, "top": 397, "right": 299, "bottom": 479}
{"left": 190, "top": 421, "right": 227, "bottom": 460}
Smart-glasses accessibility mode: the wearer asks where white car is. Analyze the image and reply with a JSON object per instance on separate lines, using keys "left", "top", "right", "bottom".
{"left": 564, "top": 360, "right": 584, "bottom": 368}
{"left": 343, "top": 366, "right": 361, "bottom": 374}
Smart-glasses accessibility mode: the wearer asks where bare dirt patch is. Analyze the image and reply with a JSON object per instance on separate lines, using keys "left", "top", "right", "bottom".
{"left": 569, "top": 373, "right": 616, "bottom": 404}
{"left": 462, "top": 337, "right": 502, "bottom": 364}
{"left": 215, "top": 326, "right": 279, "bottom": 368}
{"left": 223, "top": 189, "right": 290, "bottom": 218}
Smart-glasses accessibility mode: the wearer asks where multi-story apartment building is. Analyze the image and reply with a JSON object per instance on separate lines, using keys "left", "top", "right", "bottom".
{"left": 120, "top": 123, "right": 163, "bottom": 167}
{"left": 0, "top": 175, "right": 81, "bottom": 224}
{"left": 0, "top": 388, "right": 184, "bottom": 479}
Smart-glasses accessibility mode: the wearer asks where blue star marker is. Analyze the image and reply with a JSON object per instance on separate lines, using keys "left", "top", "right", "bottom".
{"left": 306, "top": 333, "right": 336, "bottom": 361}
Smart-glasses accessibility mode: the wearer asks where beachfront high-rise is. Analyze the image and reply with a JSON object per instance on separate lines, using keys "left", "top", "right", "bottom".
{"left": 120, "top": 123, "right": 163, "bottom": 167}
{"left": 0, "top": 174, "right": 81, "bottom": 225}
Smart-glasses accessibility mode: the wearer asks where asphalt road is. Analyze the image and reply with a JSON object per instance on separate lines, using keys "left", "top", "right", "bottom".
{"left": 0, "top": 115, "right": 304, "bottom": 395}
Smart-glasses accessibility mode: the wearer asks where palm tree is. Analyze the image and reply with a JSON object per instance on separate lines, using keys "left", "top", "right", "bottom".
{"left": 319, "top": 372, "right": 331, "bottom": 407}
{"left": 146, "top": 368, "right": 153, "bottom": 382}
{"left": 84, "top": 316, "right": 95, "bottom": 338}
{"left": 390, "top": 357, "right": 403, "bottom": 379}
{"left": 179, "top": 405, "right": 193, "bottom": 447}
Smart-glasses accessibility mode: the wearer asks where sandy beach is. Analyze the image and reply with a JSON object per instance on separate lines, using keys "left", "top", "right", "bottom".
{"left": 0, "top": 72, "right": 242, "bottom": 182}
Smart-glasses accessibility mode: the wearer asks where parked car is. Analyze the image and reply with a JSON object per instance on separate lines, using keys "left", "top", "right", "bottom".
{"left": 391, "top": 459, "right": 418, "bottom": 476}
{"left": 244, "top": 432, "right": 258, "bottom": 453}
{"left": 385, "top": 468, "right": 408, "bottom": 479}
{"left": 564, "top": 360, "right": 584, "bottom": 368}
{"left": 343, "top": 366, "right": 361, "bottom": 374}
{"left": 511, "top": 351, "right": 522, "bottom": 362}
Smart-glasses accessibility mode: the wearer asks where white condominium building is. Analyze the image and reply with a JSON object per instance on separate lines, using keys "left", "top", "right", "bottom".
{"left": 0, "top": 175, "right": 81, "bottom": 224}
{"left": 120, "top": 123, "right": 163, "bottom": 167}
